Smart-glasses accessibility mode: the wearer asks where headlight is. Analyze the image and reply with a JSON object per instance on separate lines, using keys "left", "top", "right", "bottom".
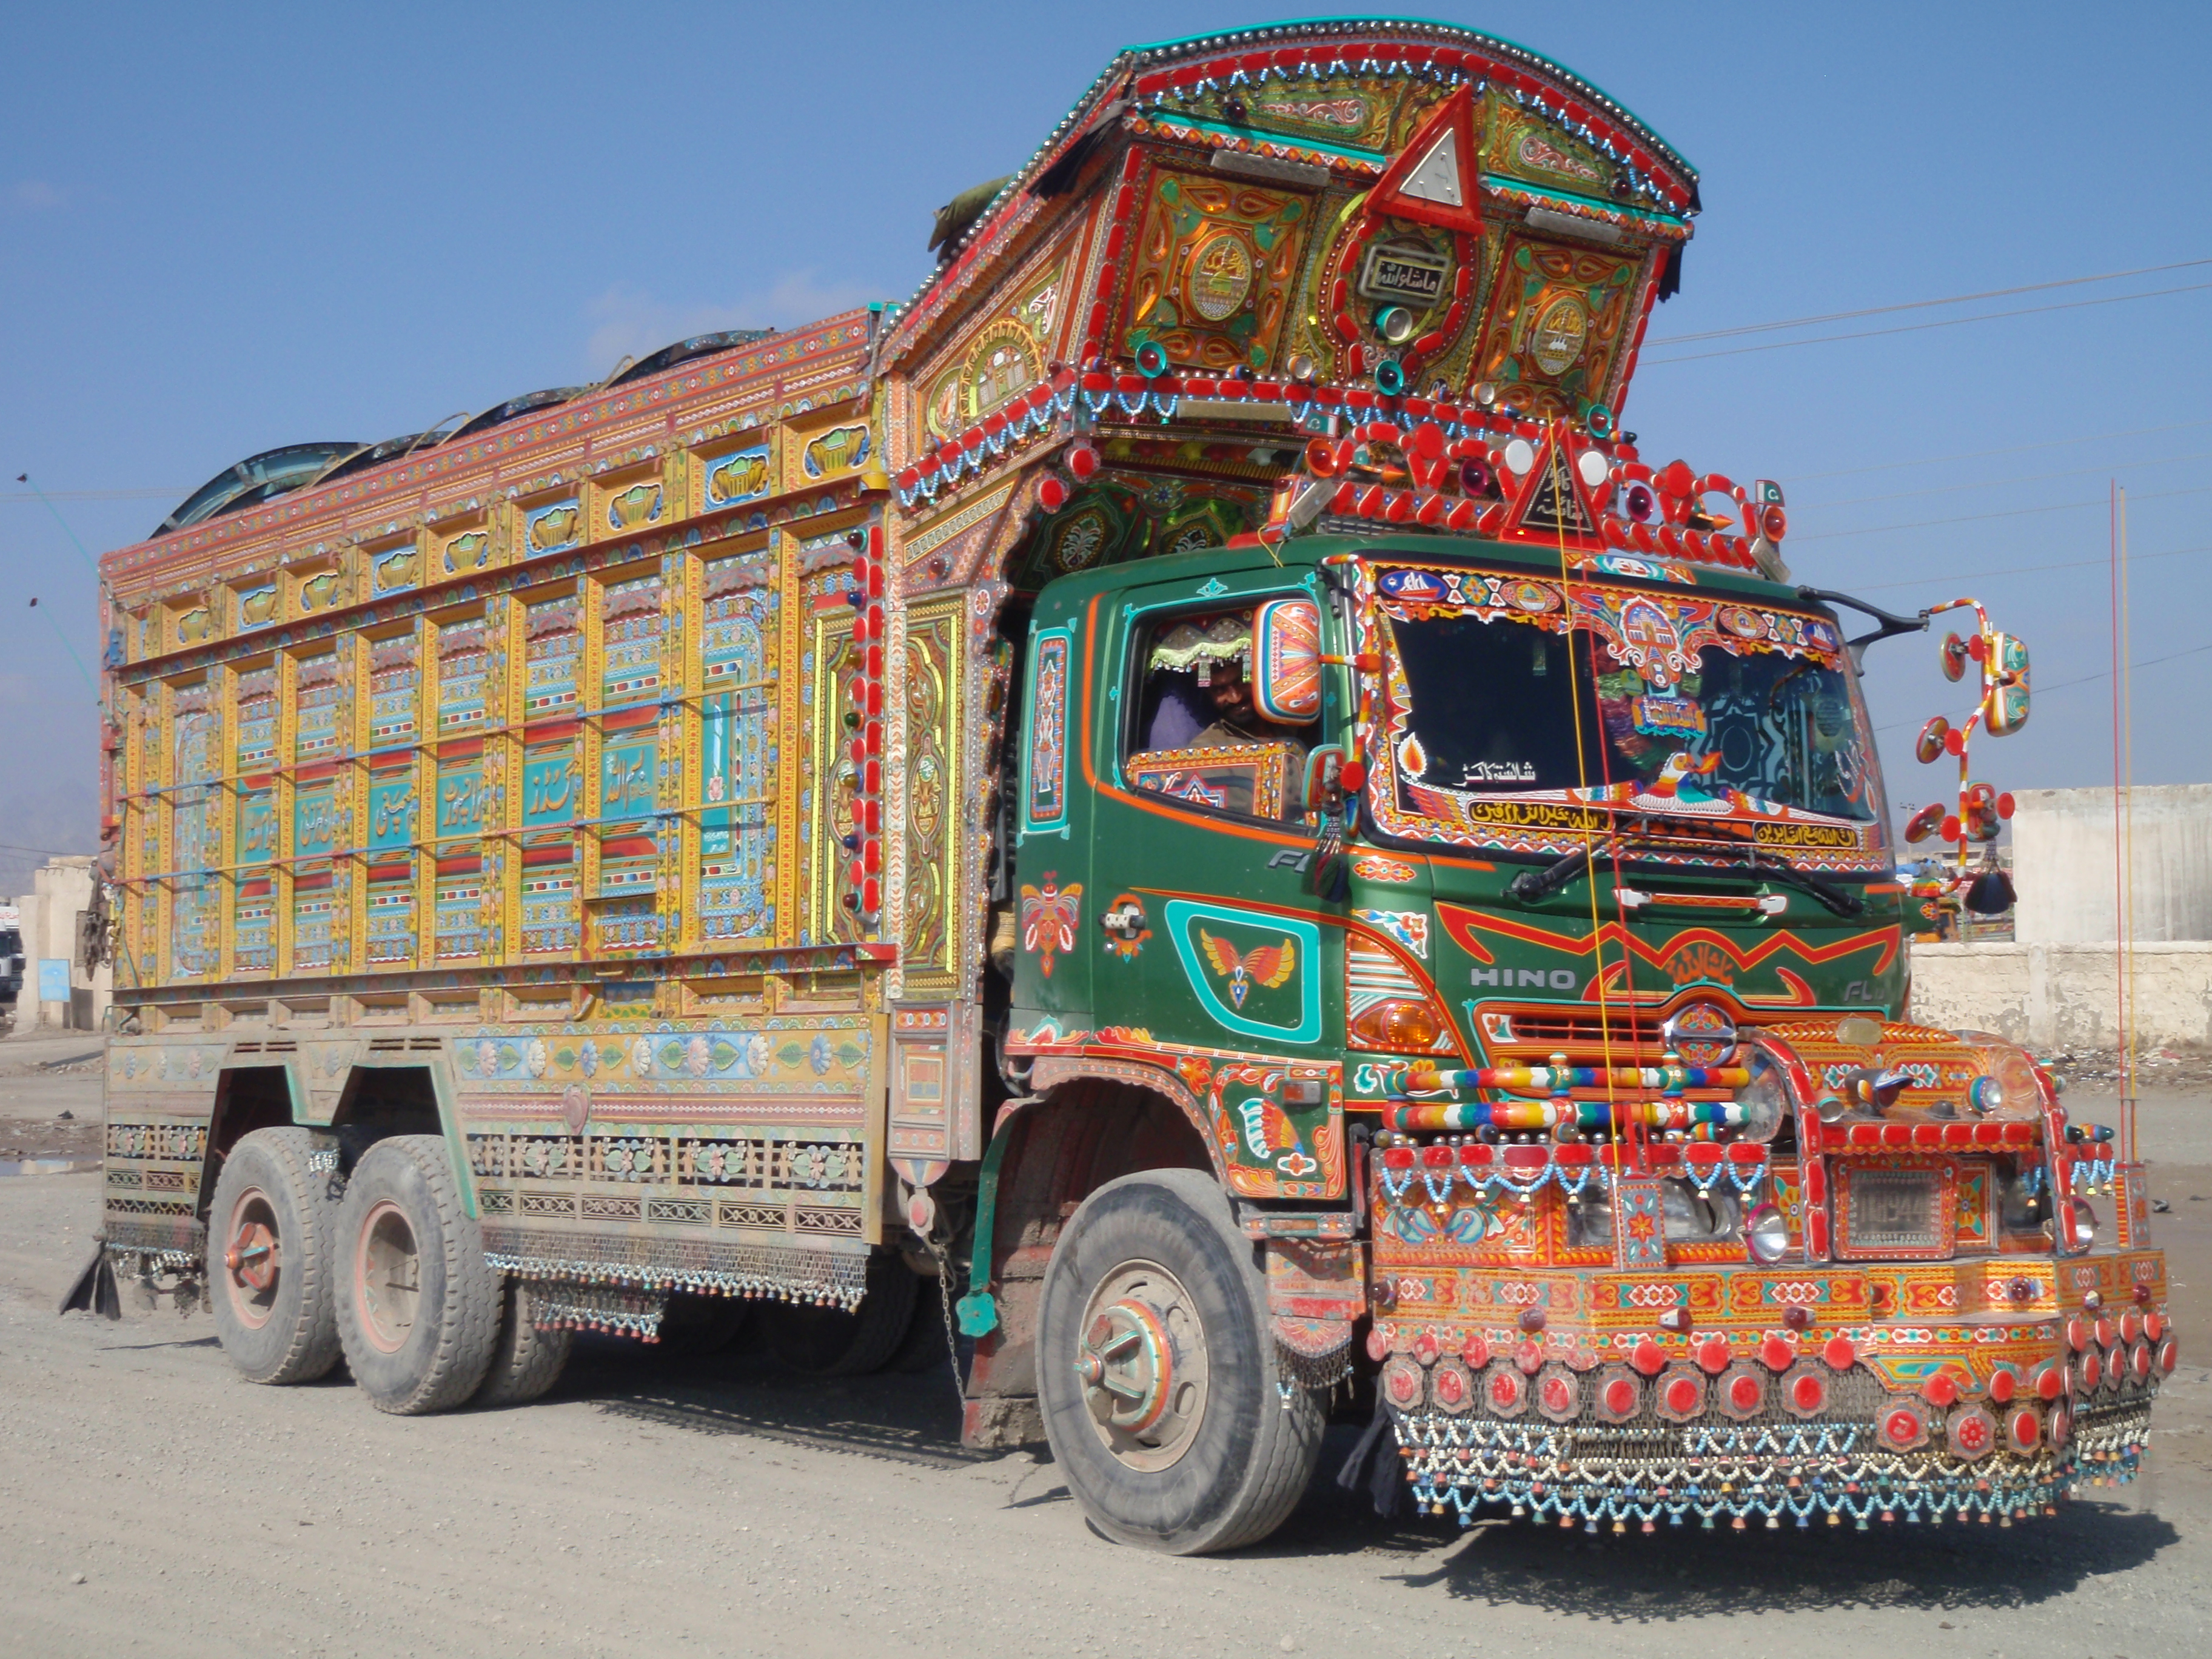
{"left": 1744, "top": 1203, "right": 1791, "bottom": 1264}
{"left": 1734, "top": 1052, "right": 1789, "bottom": 1140}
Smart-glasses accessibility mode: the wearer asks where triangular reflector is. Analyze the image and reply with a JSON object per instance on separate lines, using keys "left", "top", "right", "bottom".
{"left": 1368, "top": 85, "right": 1484, "bottom": 235}
{"left": 1400, "top": 128, "right": 1464, "bottom": 208}
{"left": 1515, "top": 446, "right": 1597, "bottom": 538}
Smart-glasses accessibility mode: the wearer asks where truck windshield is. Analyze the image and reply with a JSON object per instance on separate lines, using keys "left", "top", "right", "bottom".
{"left": 1363, "top": 563, "right": 1889, "bottom": 860}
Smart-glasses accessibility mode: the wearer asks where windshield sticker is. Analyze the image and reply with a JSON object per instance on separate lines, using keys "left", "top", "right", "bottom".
{"left": 1581, "top": 552, "right": 1696, "bottom": 586}
{"left": 1463, "top": 760, "right": 1537, "bottom": 784}
{"left": 1358, "top": 562, "right": 1885, "bottom": 873}
{"left": 1633, "top": 695, "right": 1706, "bottom": 737}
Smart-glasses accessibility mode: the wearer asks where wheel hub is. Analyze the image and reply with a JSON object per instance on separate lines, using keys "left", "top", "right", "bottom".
{"left": 221, "top": 1187, "right": 282, "bottom": 1329}
{"left": 357, "top": 1199, "right": 423, "bottom": 1355}
{"left": 225, "top": 1222, "right": 277, "bottom": 1291}
{"left": 1073, "top": 1261, "right": 1208, "bottom": 1472}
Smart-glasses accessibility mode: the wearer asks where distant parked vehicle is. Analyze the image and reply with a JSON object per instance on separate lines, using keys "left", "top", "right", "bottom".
{"left": 0, "top": 913, "right": 24, "bottom": 1005}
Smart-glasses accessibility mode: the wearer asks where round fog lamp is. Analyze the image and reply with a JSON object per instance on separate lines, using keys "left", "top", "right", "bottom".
{"left": 1373, "top": 305, "right": 1417, "bottom": 345}
{"left": 1744, "top": 1203, "right": 1791, "bottom": 1264}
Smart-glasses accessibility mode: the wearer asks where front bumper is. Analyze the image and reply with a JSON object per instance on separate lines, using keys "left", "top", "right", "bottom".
{"left": 1370, "top": 1248, "right": 2172, "bottom": 1530}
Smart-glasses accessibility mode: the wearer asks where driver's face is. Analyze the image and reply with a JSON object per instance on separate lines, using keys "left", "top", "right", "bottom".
{"left": 1208, "top": 668, "right": 1251, "bottom": 715}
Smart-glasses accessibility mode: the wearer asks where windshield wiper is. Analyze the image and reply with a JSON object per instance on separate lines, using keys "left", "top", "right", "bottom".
{"left": 1506, "top": 823, "right": 1672, "bottom": 903}
{"left": 1748, "top": 850, "right": 1865, "bottom": 918}
{"left": 1508, "top": 830, "right": 1866, "bottom": 919}
{"left": 1507, "top": 837, "right": 1616, "bottom": 903}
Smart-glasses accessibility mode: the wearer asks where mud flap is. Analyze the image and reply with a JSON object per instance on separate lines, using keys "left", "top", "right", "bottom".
{"left": 59, "top": 1245, "right": 121, "bottom": 1320}
{"left": 1334, "top": 1389, "right": 1404, "bottom": 1519}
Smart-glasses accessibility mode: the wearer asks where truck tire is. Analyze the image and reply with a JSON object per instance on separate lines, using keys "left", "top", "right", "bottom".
{"left": 207, "top": 1127, "right": 343, "bottom": 1385}
{"left": 335, "top": 1134, "right": 499, "bottom": 1415}
{"left": 1036, "top": 1168, "right": 1324, "bottom": 1555}
{"left": 656, "top": 1291, "right": 751, "bottom": 1357}
{"left": 762, "top": 1252, "right": 917, "bottom": 1377}
{"left": 472, "top": 1279, "right": 572, "bottom": 1407}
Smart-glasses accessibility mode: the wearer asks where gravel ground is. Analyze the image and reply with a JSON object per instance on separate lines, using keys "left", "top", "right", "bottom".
{"left": 0, "top": 1063, "right": 2208, "bottom": 1657}
{"left": 0, "top": 1037, "right": 107, "bottom": 1162}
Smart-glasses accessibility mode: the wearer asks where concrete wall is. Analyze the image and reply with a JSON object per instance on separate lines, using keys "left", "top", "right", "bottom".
{"left": 1909, "top": 940, "right": 2212, "bottom": 1050}
{"left": 2012, "top": 784, "right": 2212, "bottom": 945}
{"left": 7, "top": 857, "right": 110, "bottom": 1036}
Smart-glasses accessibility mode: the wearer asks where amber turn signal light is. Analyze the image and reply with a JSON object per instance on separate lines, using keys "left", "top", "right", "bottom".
{"left": 1347, "top": 997, "right": 1448, "bottom": 1052}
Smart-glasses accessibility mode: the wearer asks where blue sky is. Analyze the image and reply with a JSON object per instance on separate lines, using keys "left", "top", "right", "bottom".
{"left": 4, "top": 2, "right": 2207, "bottom": 892}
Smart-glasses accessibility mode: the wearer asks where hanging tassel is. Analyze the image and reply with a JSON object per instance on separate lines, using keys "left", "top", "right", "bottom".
{"left": 1305, "top": 800, "right": 1349, "bottom": 902}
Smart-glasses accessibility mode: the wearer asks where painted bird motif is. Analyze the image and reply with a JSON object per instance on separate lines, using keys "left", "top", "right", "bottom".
{"left": 1198, "top": 929, "right": 1295, "bottom": 1009}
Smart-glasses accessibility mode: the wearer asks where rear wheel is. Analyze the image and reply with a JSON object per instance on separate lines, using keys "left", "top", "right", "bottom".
{"left": 761, "top": 1253, "right": 917, "bottom": 1377}
{"left": 207, "top": 1127, "right": 343, "bottom": 1385}
{"left": 335, "top": 1134, "right": 499, "bottom": 1415}
{"left": 472, "top": 1279, "right": 572, "bottom": 1407}
{"left": 1036, "top": 1168, "right": 1322, "bottom": 1555}
{"left": 655, "top": 1292, "right": 752, "bottom": 1357}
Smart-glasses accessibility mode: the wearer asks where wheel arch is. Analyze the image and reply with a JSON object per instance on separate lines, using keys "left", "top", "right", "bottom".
{"left": 328, "top": 1059, "right": 477, "bottom": 1219}
{"left": 198, "top": 1064, "right": 306, "bottom": 1218}
{"left": 959, "top": 1071, "right": 1227, "bottom": 1448}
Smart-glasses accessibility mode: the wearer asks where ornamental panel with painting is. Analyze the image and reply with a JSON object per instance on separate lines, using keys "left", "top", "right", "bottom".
{"left": 523, "top": 592, "right": 583, "bottom": 718}
{"left": 168, "top": 680, "right": 220, "bottom": 980}
{"left": 1466, "top": 235, "right": 1644, "bottom": 420}
{"left": 369, "top": 630, "right": 419, "bottom": 745}
{"left": 900, "top": 598, "right": 962, "bottom": 981}
{"left": 700, "top": 551, "right": 778, "bottom": 943}
{"left": 804, "top": 575, "right": 862, "bottom": 947}
{"left": 436, "top": 615, "right": 490, "bottom": 734}
{"left": 1120, "top": 169, "right": 1312, "bottom": 375}
{"left": 599, "top": 571, "right": 663, "bottom": 707}
{"left": 293, "top": 649, "right": 342, "bottom": 762}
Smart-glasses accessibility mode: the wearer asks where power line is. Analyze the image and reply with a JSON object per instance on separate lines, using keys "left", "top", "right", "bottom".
{"left": 1844, "top": 543, "right": 2207, "bottom": 595}
{"left": 1642, "top": 280, "right": 2212, "bottom": 367}
{"left": 1789, "top": 483, "right": 2212, "bottom": 543}
{"left": 1794, "top": 451, "right": 2211, "bottom": 513}
{"left": 1647, "top": 257, "right": 2212, "bottom": 347}
{"left": 1786, "top": 418, "right": 2212, "bottom": 484}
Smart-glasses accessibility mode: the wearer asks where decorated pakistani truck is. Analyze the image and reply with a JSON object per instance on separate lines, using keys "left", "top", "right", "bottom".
{"left": 81, "top": 18, "right": 2168, "bottom": 1553}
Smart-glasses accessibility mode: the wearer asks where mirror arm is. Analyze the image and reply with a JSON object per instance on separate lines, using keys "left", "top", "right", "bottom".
{"left": 1797, "top": 586, "right": 1929, "bottom": 668}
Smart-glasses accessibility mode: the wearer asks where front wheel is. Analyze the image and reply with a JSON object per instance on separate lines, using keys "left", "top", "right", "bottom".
{"left": 1036, "top": 1168, "right": 1322, "bottom": 1555}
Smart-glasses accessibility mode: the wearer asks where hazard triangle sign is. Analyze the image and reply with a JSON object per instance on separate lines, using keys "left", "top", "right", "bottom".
{"left": 1367, "top": 84, "right": 1484, "bottom": 235}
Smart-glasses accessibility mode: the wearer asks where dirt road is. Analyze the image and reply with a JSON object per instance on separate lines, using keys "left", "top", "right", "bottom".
{"left": 1, "top": 1062, "right": 2208, "bottom": 1659}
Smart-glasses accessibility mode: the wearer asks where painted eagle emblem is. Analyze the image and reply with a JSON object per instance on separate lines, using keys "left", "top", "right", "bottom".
{"left": 1198, "top": 929, "right": 1296, "bottom": 1009}
{"left": 1018, "top": 876, "right": 1082, "bottom": 978}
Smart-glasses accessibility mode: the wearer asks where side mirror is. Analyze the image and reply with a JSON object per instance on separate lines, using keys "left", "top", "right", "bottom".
{"left": 1982, "top": 631, "right": 2029, "bottom": 735}
{"left": 1305, "top": 745, "right": 1346, "bottom": 813}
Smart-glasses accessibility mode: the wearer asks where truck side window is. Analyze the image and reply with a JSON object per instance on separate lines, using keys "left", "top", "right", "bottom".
{"left": 1126, "top": 602, "right": 1319, "bottom": 822}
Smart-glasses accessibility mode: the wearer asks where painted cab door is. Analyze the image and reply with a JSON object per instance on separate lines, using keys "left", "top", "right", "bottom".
{"left": 1081, "top": 566, "right": 1347, "bottom": 1201}
{"left": 1008, "top": 585, "right": 1093, "bottom": 1044}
